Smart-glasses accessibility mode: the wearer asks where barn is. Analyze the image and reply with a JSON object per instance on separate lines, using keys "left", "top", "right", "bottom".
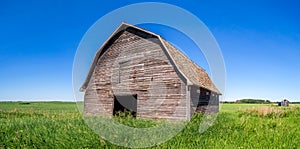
{"left": 80, "top": 22, "right": 221, "bottom": 120}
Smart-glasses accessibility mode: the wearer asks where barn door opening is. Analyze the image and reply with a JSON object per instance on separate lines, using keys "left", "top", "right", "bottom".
{"left": 195, "top": 88, "right": 209, "bottom": 106}
{"left": 113, "top": 94, "right": 137, "bottom": 117}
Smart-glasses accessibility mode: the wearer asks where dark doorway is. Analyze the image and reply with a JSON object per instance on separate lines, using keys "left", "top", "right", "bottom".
{"left": 198, "top": 88, "right": 210, "bottom": 106}
{"left": 113, "top": 94, "right": 137, "bottom": 117}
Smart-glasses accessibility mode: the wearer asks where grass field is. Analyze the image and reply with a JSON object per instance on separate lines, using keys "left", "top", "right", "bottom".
{"left": 1, "top": 102, "right": 300, "bottom": 148}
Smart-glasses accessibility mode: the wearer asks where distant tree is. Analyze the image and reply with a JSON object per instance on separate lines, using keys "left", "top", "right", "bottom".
{"left": 236, "top": 99, "right": 271, "bottom": 104}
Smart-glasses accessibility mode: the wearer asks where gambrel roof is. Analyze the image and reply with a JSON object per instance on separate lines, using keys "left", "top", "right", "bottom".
{"left": 80, "top": 22, "right": 221, "bottom": 94}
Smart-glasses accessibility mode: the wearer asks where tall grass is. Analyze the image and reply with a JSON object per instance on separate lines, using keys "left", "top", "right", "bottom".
{"left": 239, "top": 106, "right": 300, "bottom": 118}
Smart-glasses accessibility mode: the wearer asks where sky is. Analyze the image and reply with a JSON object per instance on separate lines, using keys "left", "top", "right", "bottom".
{"left": 0, "top": 0, "right": 299, "bottom": 102}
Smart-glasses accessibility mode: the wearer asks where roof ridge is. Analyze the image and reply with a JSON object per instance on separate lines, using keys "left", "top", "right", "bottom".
{"left": 121, "top": 22, "right": 161, "bottom": 38}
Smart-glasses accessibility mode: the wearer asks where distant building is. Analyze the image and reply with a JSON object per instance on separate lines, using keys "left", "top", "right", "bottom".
{"left": 278, "top": 99, "right": 289, "bottom": 106}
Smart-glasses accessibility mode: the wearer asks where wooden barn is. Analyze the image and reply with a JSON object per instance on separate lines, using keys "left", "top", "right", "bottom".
{"left": 80, "top": 22, "right": 221, "bottom": 120}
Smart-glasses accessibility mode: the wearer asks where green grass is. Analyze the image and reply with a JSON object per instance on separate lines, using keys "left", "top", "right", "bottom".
{"left": 0, "top": 102, "right": 78, "bottom": 113}
{"left": 220, "top": 103, "right": 276, "bottom": 113}
{"left": 1, "top": 102, "right": 300, "bottom": 148}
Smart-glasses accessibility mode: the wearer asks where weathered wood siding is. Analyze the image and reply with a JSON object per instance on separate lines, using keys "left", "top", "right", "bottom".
{"left": 84, "top": 29, "right": 187, "bottom": 120}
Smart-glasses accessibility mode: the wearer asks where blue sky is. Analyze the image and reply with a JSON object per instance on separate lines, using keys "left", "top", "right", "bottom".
{"left": 0, "top": 0, "right": 299, "bottom": 101}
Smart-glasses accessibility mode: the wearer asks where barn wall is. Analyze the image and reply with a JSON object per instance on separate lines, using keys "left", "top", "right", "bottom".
{"left": 84, "top": 30, "right": 187, "bottom": 120}
{"left": 84, "top": 72, "right": 112, "bottom": 116}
